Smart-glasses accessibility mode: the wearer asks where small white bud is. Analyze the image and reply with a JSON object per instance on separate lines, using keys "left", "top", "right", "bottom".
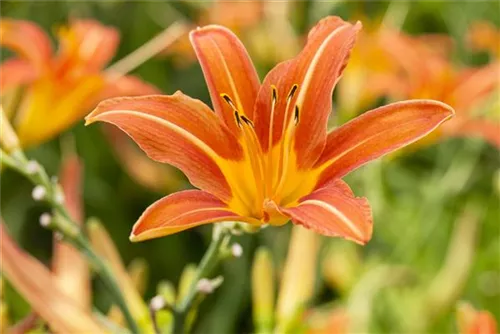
{"left": 197, "top": 278, "right": 214, "bottom": 294}
{"left": 32, "top": 185, "right": 47, "bottom": 201}
{"left": 150, "top": 295, "right": 166, "bottom": 311}
{"left": 26, "top": 161, "right": 39, "bottom": 175}
{"left": 231, "top": 243, "right": 243, "bottom": 258}
{"left": 54, "top": 232, "right": 64, "bottom": 241}
{"left": 39, "top": 213, "right": 52, "bottom": 227}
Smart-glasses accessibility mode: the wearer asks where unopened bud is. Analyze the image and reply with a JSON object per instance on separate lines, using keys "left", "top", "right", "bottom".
{"left": 231, "top": 243, "right": 243, "bottom": 257}
{"left": 32, "top": 185, "right": 47, "bottom": 201}
{"left": 150, "top": 295, "right": 166, "bottom": 311}
{"left": 39, "top": 213, "right": 52, "bottom": 227}
{"left": 197, "top": 278, "right": 214, "bottom": 294}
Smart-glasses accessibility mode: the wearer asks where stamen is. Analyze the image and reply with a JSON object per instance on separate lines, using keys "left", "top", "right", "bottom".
{"left": 240, "top": 115, "right": 254, "bottom": 127}
{"left": 234, "top": 110, "right": 242, "bottom": 127}
{"left": 266, "top": 85, "right": 278, "bottom": 198}
{"left": 221, "top": 93, "right": 237, "bottom": 109}
{"left": 287, "top": 84, "right": 298, "bottom": 102}
{"left": 294, "top": 105, "right": 300, "bottom": 124}
{"left": 271, "top": 85, "right": 278, "bottom": 103}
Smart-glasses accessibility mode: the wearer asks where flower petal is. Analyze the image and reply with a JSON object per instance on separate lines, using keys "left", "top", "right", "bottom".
{"left": 16, "top": 74, "right": 105, "bottom": 147}
{"left": 0, "top": 58, "right": 36, "bottom": 91}
{"left": 190, "top": 25, "right": 260, "bottom": 133}
{"left": 253, "top": 16, "right": 360, "bottom": 168}
{"left": 86, "top": 93, "right": 244, "bottom": 201}
{"left": 0, "top": 19, "right": 53, "bottom": 70}
{"left": 52, "top": 155, "right": 91, "bottom": 310}
{"left": 445, "top": 118, "right": 500, "bottom": 148}
{"left": 131, "top": 190, "right": 258, "bottom": 241}
{"left": 452, "top": 62, "right": 500, "bottom": 113}
{"left": 0, "top": 223, "right": 106, "bottom": 333}
{"left": 278, "top": 181, "right": 373, "bottom": 244}
{"left": 100, "top": 75, "right": 161, "bottom": 100}
{"left": 56, "top": 19, "right": 119, "bottom": 72}
{"left": 315, "top": 100, "right": 455, "bottom": 187}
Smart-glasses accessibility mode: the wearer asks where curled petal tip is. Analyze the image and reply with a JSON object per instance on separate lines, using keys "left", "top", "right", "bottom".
{"left": 129, "top": 232, "right": 140, "bottom": 243}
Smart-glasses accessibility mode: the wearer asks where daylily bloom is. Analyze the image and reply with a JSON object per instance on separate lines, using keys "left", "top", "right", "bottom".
{"left": 0, "top": 18, "right": 157, "bottom": 147}
{"left": 381, "top": 31, "right": 500, "bottom": 148}
{"left": 86, "top": 16, "right": 454, "bottom": 244}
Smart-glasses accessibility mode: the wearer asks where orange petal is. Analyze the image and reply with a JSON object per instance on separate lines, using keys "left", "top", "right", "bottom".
{"left": 16, "top": 74, "right": 106, "bottom": 148}
{"left": 100, "top": 75, "right": 161, "bottom": 100}
{"left": 0, "top": 223, "right": 106, "bottom": 333}
{"left": 0, "top": 19, "right": 53, "bottom": 71}
{"left": 190, "top": 25, "right": 260, "bottom": 133}
{"left": 52, "top": 155, "right": 90, "bottom": 310}
{"left": 278, "top": 181, "right": 373, "bottom": 244}
{"left": 86, "top": 93, "right": 244, "bottom": 201}
{"left": 446, "top": 118, "right": 500, "bottom": 148}
{"left": 254, "top": 16, "right": 360, "bottom": 168}
{"left": 56, "top": 19, "right": 119, "bottom": 73}
{"left": 131, "top": 190, "right": 258, "bottom": 241}
{"left": 0, "top": 58, "right": 36, "bottom": 91}
{"left": 103, "top": 125, "right": 185, "bottom": 192}
{"left": 452, "top": 62, "right": 500, "bottom": 113}
{"left": 315, "top": 100, "right": 455, "bottom": 187}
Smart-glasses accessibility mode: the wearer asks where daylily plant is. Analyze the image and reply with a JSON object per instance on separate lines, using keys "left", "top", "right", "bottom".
{"left": 86, "top": 16, "right": 454, "bottom": 244}
{"left": 0, "top": 18, "right": 157, "bottom": 147}
{"left": 0, "top": 154, "right": 153, "bottom": 333}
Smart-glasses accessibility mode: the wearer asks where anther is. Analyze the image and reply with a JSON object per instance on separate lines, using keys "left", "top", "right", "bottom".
{"left": 221, "top": 93, "right": 236, "bottom": 109}
{"left": 240, "top": 115, "right": 254, "bottom": 127}
{"left": 287, "top": 84, "right": 299, "bottom": 102}
{"left": 294, "top": 105, "right": 300, "bottom": 124}
{"left": 234, "top": 110, "right": 242, "bottom": 127}
{"left": 271, "top": 85, "right": 278, "bottom": 103}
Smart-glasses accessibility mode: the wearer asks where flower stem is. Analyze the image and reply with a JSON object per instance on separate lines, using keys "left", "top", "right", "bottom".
{"left": 105, "top": 21, "right": 188, "bottom": 80}
{"left": 172, "top": 225, "right": 232, "bottom": 333}
{"left": 0, "top": 148, "right": 140, "bottom": 334}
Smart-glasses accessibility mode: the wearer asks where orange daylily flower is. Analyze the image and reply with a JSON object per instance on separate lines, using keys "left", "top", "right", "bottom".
{"left": 381, "top": 31, "right": 500, "bottom": 148}
{"left": 0, "top": 18, "right": 157, "bottom": 147}
{"left": 457, "top": 302, "right": 498, "bottom": 334}
{"left": 86, "top": 16, "right": 454, "bottom": 243}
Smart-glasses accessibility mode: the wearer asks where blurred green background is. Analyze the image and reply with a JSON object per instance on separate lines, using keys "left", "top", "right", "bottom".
{"left": 1, "top": 1, "right": 499, "bottom": 333}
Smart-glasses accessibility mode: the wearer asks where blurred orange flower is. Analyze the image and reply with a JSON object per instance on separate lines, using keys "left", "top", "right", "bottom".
{"left": 87, "top": 16, "right": 453, "bottom": 243}
{"left": 457, "top": 302, "right": 498, "bottom": 334}
{"left": 381, "top": 31, "right": 500, "bottom": 148}
{"left": 467, "top": 21, "right": 500, "bottom": 58}
{"left": 0, "top": 18, "right": 158, "bottom": 147}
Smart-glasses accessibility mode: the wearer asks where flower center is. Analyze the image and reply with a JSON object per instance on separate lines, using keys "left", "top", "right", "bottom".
{"left": 221, "top": 84, "right": 305, "bottom": 222}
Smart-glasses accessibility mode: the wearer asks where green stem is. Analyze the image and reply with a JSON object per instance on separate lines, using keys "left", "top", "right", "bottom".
{"left": 173, "top": 225, "right": 232, "bottom": 333}
{"left": 0, "top": 149, "right": 140, "bottom": 333}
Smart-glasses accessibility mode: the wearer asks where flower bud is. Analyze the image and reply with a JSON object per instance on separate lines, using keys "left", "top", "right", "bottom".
{"left": 32, "top": 185, "right": 47, "bottom": 201}
{"left": 251, "top": 247, "right": 275, "bottom": 333}
{"left": 276, "top": 226, "right": 319, "bottom": 332}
